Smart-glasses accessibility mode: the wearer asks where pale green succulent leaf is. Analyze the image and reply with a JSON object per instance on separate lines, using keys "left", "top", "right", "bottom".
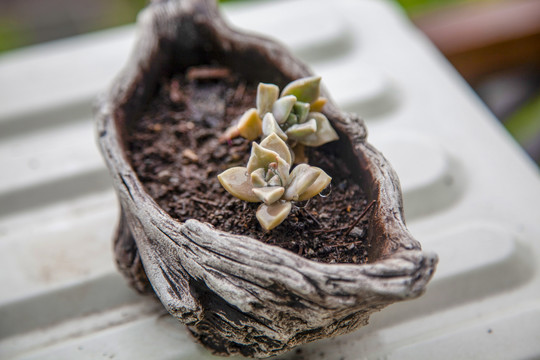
{"left": 272, "top": 95, "right": 296, "bottom": 124}
{"left": 275, "top": 155, "right": 290, "bottom": 185}
{"left": 285, "top": 113, "right": 298, "bottom": 127}
{"left": 285, "top": 118, "right": 317, "bottom": 140}
{"left": 237, "top": 108, "right": 262, "bottom": 141}
{"left": 260, "top": 133, "right": 292, "bottom": 165}
{"left": 253, "top": 186, "right": 285, "bottom": 205}
{"left": 298, "top": 112, "right": 339, "bottom": 147}
{"left": 281, "top": 76, "right": 321, "bottom": 104}
{"left": 256, "top": 201, "right": 292, "bottom": 230}
{"left": 293, "top": 101, "right": 310, "bottom": 123}
{"left": 218, "top": 167, "right": 260, "bottom": 202}
{"left": 283, "top": 164, "right": 321, "bottom": 201}
{"left": 256, "top": 83, "right": 279, "bottom": 117}
{"left": 246, "top": 142, "right": 281, "bottom": 174}
{"left": 267, "top": 174, "right": 281, "bottom": 186}
{"left": 265, "top": 168, "right": 274, "bottom": 181}
{"left": 298, "top": 168, "right": 332, "bottom": 201}
{"left": 250, "top": 168, "right": 267, "bottom": 188}
{"left": 262, "top": 113, "right": 288, "bottom": 141}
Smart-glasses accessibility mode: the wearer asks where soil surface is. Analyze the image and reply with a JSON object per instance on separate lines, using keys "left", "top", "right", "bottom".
{"left": 126, "top": 65, "right": 370, "bottom": 264}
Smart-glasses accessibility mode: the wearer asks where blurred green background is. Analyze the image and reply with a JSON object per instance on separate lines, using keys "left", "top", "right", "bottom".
{"left": 0, "top": 0, "right": 538, "bottom": 165}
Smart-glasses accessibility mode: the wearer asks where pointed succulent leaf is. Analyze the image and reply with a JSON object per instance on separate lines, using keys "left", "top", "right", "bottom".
{"left": 283, "top": 164, "right": 321, "bottom": 201}
{"left": 237, "top": 108, "right": 262, "bottom": 140}
{"left": 260, "top": 133, "right": 292, "bottom": 165}
{"left": 246, "top": 142, "right": 281, "bottom": 174}
{"left": 298, "top": 112, "right": 339, "bottom": 147}
{"left": 274, "top": 155, "right": 290, "bottom": 185}
{"left": 218, "top": 167, "right": 260, "bottom": 202}
{"left": 285, "top": 118, "right": 317, "bottom": 140}
{"left": 281, "top": 76, "right": 321, "bottom": 104}
{"left": 262, "top": 113, "right": 288, "bottom": 141}
{"left": 298, "top": 168, "right": 332, "bottom": 201}
{"left": 256, "top": 83, "right": 279, "bottom": 116}
{"left": 309, "top": 97, "right": 327, "bottom": 112}
{"left": 285, "top": 113, "right": 298, "bottom": 127}
{"left": 250, "top": 168, "right": 267, "bottom": 188}
{"left": 272, "top": 95, "right": 296, "bottom": 124}
{"left": 220, "top": 124, "right": 240, "bottom": 142}
{"left": 253, "top": 186, "right": 285, "bottom": 205}
{"left": 256, "top": 201, "right": 292, "bottom": 230}
{"left": 293, "top": 101, "right": 310, "bottom": 123}
{"left": 265, "top": 168, "right": 274, "bottom": 181}
{"left": 267, "top": 174, "right": 281, "bottom": 186}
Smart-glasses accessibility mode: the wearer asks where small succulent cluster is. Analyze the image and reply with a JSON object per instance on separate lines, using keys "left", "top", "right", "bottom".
{"left": 218, "top": 76, "right": 338, "bottom": 230}
{"left": 218, "top": 133, "right": 331, "bottom": 230}
{"left": 234, "top": 76, "right": 339, "bottom": 146}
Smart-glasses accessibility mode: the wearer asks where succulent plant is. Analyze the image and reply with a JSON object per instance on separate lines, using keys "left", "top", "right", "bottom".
{"left": 218, "top": 133, "right": 331, "bottom": 230}
{"left": 233, "top": 76, "right": 339, "bottom": 149}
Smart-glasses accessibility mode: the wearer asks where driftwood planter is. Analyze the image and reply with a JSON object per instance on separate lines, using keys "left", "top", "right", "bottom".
{"left": 95, "top": 0, "right": 438, "bottom": 357}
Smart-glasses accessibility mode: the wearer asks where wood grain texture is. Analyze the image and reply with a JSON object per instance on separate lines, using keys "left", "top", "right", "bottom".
{"left": 95, "top": 0, "right": 438, "bottom": 357}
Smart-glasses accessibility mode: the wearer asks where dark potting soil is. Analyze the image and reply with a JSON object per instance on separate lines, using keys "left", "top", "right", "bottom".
{"left": 126, "top": 66, "right": 370, "bottom": 264}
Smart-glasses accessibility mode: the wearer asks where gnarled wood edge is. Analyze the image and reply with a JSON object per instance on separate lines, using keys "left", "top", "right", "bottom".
{"left": 95, "top": 0, "right": 438, "bottom": 357}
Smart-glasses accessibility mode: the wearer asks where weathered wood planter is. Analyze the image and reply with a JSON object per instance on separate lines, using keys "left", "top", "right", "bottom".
{"left": 95, "top": 0, "right": 438, "bottom": 357}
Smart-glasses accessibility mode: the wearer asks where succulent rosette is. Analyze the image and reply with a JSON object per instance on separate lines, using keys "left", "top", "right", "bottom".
{"left": 235, "top": 76, "right": 339, "bottom": 147}
{"left": 218, "top": 133, "right": 331, "bottom": 230}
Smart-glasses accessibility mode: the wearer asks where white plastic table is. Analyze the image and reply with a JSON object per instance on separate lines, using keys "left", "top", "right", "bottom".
{"left": 1, "top": 0, "right": 540, "bottom": 359}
